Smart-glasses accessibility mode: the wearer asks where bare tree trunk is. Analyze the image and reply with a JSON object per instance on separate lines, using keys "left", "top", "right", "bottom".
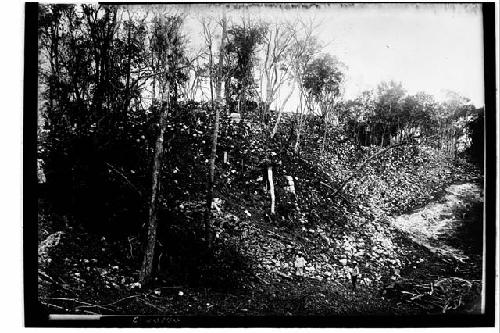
{"left": 380, "top": 125, "right": 386, "bottom": 147}
{"left": 214, "top": 19, "right": 224, "bottom": 103}
{"left": 453, "top": 128, "right": 457, "bottom": 160}
{"left": 321, "top": 126, "right": 328, "bottom": 154}
{"left": 151, "top": 48, "right": 156, "bottom": 102}
{"left": 264, "top": 67, "right": 274, "bottom": 123}
{"left": 204, "top": 13, "right": 226, "bottom": 247}
{"left": 241, "top": 88, "right": 247, "bottom": 118}
{"left": 225, "top": 75, "right": 231, "bottom": 111}
{"left": 320, "top": 108, "right": 329, "bottom": 155}
{"left": 271, "top": 82, "right": 295, "bottom": 139}
{"left": 294, "top": 123, "right": 302, "bottom": 154}
{"left": 140, "top": 87, "right": 170, "bottom": 286}
{"left": 438, "top": 121, "right": 443, "bottom": 150}
{"left": 204, "top": 105, "right": 220, "bottom": 246}
{"left": 207, "top": 37, "right": 214, "bottom": 106}
{"left": 294, "top": 92, "right": 304, "bottom": 154}
{"left": 124, "top": 23, "right": 132, "bottom": 115}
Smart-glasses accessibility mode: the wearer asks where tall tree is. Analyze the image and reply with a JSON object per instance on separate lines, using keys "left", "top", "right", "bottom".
{"left": 287, "top": 19, "right": 321, "bottom": 153}
{"left": 374, "top": 80, "right": 406, "bottom": 146}
{"left": 257, "top": 21, "right": 294, "bottom": 123}
{"left": 204, "top": 12, "right": 227, "bottom": 247}
{"left": 225, "top": 19, "right": 267, "bottom": 117}
{"left": 39, "top": 4, "right": 156, "bottom": 239}
{"left": 140, "top": 13, "right": 187, "bottom": 286}
{"left": 302, "top": 53, "right": 345, "bottom": 153}
{"left": 201, "top": 17, "right": 216, "bottom": 105}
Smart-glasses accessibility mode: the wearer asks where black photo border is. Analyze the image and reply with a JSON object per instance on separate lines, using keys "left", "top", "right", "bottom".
{"left": 23, "top": 1, "right": 497, "bottom": 327}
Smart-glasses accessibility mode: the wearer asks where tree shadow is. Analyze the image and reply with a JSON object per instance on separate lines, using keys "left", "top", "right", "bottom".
{"left": 154, "top": 210, "right": 256, "bottom": 290}
{"left": 444, "top": 201, "right": 483, "bottom": 257}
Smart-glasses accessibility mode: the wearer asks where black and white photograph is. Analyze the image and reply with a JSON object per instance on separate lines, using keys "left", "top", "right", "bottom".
{"left": 23, "top": 1, "right": 496, "bottom": 327}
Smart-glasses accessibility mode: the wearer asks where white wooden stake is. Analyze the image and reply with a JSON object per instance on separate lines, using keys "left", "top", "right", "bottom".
{"left": 267, "top": 166, "right": 275, "bottom": 215}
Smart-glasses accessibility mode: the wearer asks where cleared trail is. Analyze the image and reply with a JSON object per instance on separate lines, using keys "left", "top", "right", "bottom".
{"left": 390, "top": 182, "right": 484, "bottom": 264}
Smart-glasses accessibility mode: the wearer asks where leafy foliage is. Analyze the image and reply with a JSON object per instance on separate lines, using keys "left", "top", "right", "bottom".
{"left": 303, "top": 54, "right": 345, "bottom": 117}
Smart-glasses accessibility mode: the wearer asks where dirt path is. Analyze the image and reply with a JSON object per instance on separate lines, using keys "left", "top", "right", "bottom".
{"left": 391, "top": 182, "right": 483, "bottom": 264}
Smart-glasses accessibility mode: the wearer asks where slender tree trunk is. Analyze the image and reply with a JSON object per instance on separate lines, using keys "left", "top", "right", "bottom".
{"left": 208, "top": 55, "right": 214, "bottom": 105}
{"left": 214, "top": 29, "right": 224, "bottom": 103}
{"left": 204, "top": 13, "right": 226, "bottom": 247}
{"left": 321, "top": 119, "right": 328, "bottom": 155}
{"left": 151, "top": 50, "right": 156, "bottom": 102}
{"left": 124, "top": 24, "right": 132, "bottom": 115}
{"left": 294, "top": 91, "right": 304, "bottom": 154}
{"left": 367, "top": 128, "right": 370, "bottom": 146}
{"left": 396, "top": 118, "right": 401, "bottom": 144}
{"left": 140, "top": 85, "right": 170, "bottom": 286}
{"left": 241, "top": 88, "right": 247, "bottom": 118}
{"left": 225, "top": 76, "right": 231, "bottom": 112}
{"left": 439, "top": 121, "right": 443, "bottom": 150}
{"left": 48, "top": 23, "right": 61, "bottom": 115}
{"left": 264, "top": 68, "right": 273, "bottom": 122}
{"left": 453, "top": 128, "right": 457, "bottom": 160}
{"left": 204, "top": 105, "right": 220, "bottom": 246}
{"left": 271, "top": 82, "right": 295, "bottom": 139}
{"left": 225, "top": 52, "right": 231, "bottom": 110}
{"left": 294, "top": 123, "right": 302, "bottom": 153}
{"left": 320, "top": 105, "right": 331, "bottom": 155}
{"left": 380, "top": 125, "right": 386, "bottom": 147}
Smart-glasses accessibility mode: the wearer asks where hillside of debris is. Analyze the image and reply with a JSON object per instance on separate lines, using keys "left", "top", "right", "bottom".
{"left": 37, "top": 112, "right": 483, "bottom": 316}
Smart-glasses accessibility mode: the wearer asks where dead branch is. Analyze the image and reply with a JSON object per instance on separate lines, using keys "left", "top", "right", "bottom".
{"left": 103, "top": 294, "right": 144, "bottom": 307}
{"left": 40, "top": 301, "right": 67, "bottom": 311}
{"left": 45, "top": 297, "right": 115, "bottom": 312}
{"left": 105, "top": 162, "right": 144, "bottom": 198}
{"left": 140, "top": 296, "right": 167, "bottom": 311}
{"left": 74, "top": 304, "right": 115, "bottom": 313}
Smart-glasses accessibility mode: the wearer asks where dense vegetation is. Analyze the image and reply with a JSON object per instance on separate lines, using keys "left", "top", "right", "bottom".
{"left": 37, "top": 4, "right": 484, "bottom": 317}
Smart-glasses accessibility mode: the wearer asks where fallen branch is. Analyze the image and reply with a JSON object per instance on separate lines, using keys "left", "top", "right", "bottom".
{"left": 45, "top": 297, "right": 114, "bottom": 312}
{"left": 40, "top": 301, "right": 67, "bottom": 311}
{"left": 140, "top": 297, "right": 167, "bottom": 311}
{"left": 435, "top": 277, "right": 474, "bottom": 288}
{"left": 82, "top": 309, "right": 100, "bottom": 315}
{"left": 103, "top": 294, "right": 143, "bottom": 307}
{"left": 401, "top": 291, "right": 417, "bottom": 297}
{"left": 74, "top": 304, "right": 115, "bottom": 312}
{"left": 105, "top": 162, "right": 144, "bottom": 198}
{"left": 319, "top": 181, "right": 362, "bottom": 211}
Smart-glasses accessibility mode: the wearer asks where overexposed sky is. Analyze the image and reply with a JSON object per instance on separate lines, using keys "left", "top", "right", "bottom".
{"left": 315, "top": 3, "right": 484, "bottom": 105}
{"left": 177, "top": 3, "right": 484, "bottom": 108}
